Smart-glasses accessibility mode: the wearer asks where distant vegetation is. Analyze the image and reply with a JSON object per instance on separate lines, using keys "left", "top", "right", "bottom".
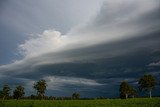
{"left": 0, "top": 74, "right": 159, "bottom": 100}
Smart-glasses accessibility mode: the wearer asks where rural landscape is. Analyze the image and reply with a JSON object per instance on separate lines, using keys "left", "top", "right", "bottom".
{"left": 0, "top": 0, "right": 160, "bottom": 107}
{"left": 0, "top": 74, "right": 160, "bottom": 107}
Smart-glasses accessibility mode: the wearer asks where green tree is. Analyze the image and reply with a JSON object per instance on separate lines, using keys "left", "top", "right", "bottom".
{"left": 13, "top": 85, "right": 25, "bottom": 100}
{"left": 0, "top": 85, "right": 11, "bottom": 100}
{"left": 119, "top": 81, "right": 132, "bottom": 99}
{"left": 33, "top": 79, "right": 47, "bottom": 100}
{"left": 72, "top": 92, "right": 80, "bottom": 99}
{"left": 138, "top": 74, "right": 156, "bottom": 98}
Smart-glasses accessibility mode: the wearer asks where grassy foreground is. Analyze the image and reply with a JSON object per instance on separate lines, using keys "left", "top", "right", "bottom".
{"left": 0, "top": 98, "right": 160, "bottom": 107}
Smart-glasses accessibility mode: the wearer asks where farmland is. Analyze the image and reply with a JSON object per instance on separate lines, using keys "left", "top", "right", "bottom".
{"left": 0, "top": 98, "right": 160, "bottom": 107}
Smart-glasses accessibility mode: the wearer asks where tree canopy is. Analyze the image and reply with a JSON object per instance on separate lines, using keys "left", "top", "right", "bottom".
{"left": 0, "top": 85, "right": 11, "bottom": 100}
{"left": 33, "top": 79, "right": 47, "bottom": 100}
{"left": 119, "top": 81, "right": 137, "bottom": 99}
{"left": 72, "top": 92, "right": 80, "bottom": 99}
{"left": 138, "top": 74, "right": 156, "bottom": 98}
{"left": 13, "top": 85, "right": 25, "bottom": 100}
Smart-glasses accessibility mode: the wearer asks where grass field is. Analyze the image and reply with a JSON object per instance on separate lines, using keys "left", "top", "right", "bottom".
{"left": 0, "top": 98, "right": 160, "bottom": 107}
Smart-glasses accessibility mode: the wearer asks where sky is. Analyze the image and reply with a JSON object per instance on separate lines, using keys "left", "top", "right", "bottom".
{"left": 0, "top": 0, "right": 160, "bottom": 98}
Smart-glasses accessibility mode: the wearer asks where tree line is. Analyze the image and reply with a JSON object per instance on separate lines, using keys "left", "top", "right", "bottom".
{"left": 0, "top": 74, "right": 158, "bottom": 100}
{"left": 0, "top": 79, "right": 47, "bottom": 100}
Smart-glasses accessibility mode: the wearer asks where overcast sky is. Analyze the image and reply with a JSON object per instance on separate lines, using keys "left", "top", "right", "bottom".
{"left": 0, "top": 0, "right": 160, "bottom": 97}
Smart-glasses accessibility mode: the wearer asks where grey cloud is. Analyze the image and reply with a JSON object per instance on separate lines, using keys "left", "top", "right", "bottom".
{"left": 0, "top": 0, "right": 103, "bottom": 34}
{"left": 148, "top": 61, "right": 160, "bottom": 66}
{"left": 70, "top": 0, "right": 160, "bottom": 45}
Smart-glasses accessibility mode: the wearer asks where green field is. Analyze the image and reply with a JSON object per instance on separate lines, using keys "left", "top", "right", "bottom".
{"left": 0, "top": 98, "right": 160, "bottom": 107}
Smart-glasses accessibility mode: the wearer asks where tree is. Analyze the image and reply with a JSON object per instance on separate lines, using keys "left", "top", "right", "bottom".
{"left": 2, "top": 85, "right": 11, "bottom": 100}
{"left": 119, "top": 81, "right": 133, "bottom": 99}
{"left": 72, "top": 92, "right": 80, "bottom": 99}
{"left": 13, "top": 85, "right": 25, "bottom": 100}
{"left": 0, "top": 85, "right": 11, "bottom": 100}
{"left": 138, "top": 74, "right": 156, "bottom": 98}
{"left": 33, "top": 79, "right": 47, "bottom": 100}
{"left": 129, "top": 87, "right": 137, "bottom": 98}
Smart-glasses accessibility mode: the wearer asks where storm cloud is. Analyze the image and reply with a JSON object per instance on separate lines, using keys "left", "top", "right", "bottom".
{"left": 0, "top": 0, "right": 160, "bottom": 97}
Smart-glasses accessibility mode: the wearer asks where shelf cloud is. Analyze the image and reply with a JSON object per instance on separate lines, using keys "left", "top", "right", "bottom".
{"left": 0, "top": 0, "right": 160, "bottom": 97}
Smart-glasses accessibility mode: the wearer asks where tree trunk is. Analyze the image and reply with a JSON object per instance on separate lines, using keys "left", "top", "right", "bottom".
{"left": 149, "top": 90, "right": 152, "bottom": 98}
{"left": 125, "top": 94, "right": 128, "bottom": 99}
{"left": 2, "top": 96, "right": 5, "bottom": 100}
{"left": 40, "top": 93, "right": 43, "bottom": 100}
